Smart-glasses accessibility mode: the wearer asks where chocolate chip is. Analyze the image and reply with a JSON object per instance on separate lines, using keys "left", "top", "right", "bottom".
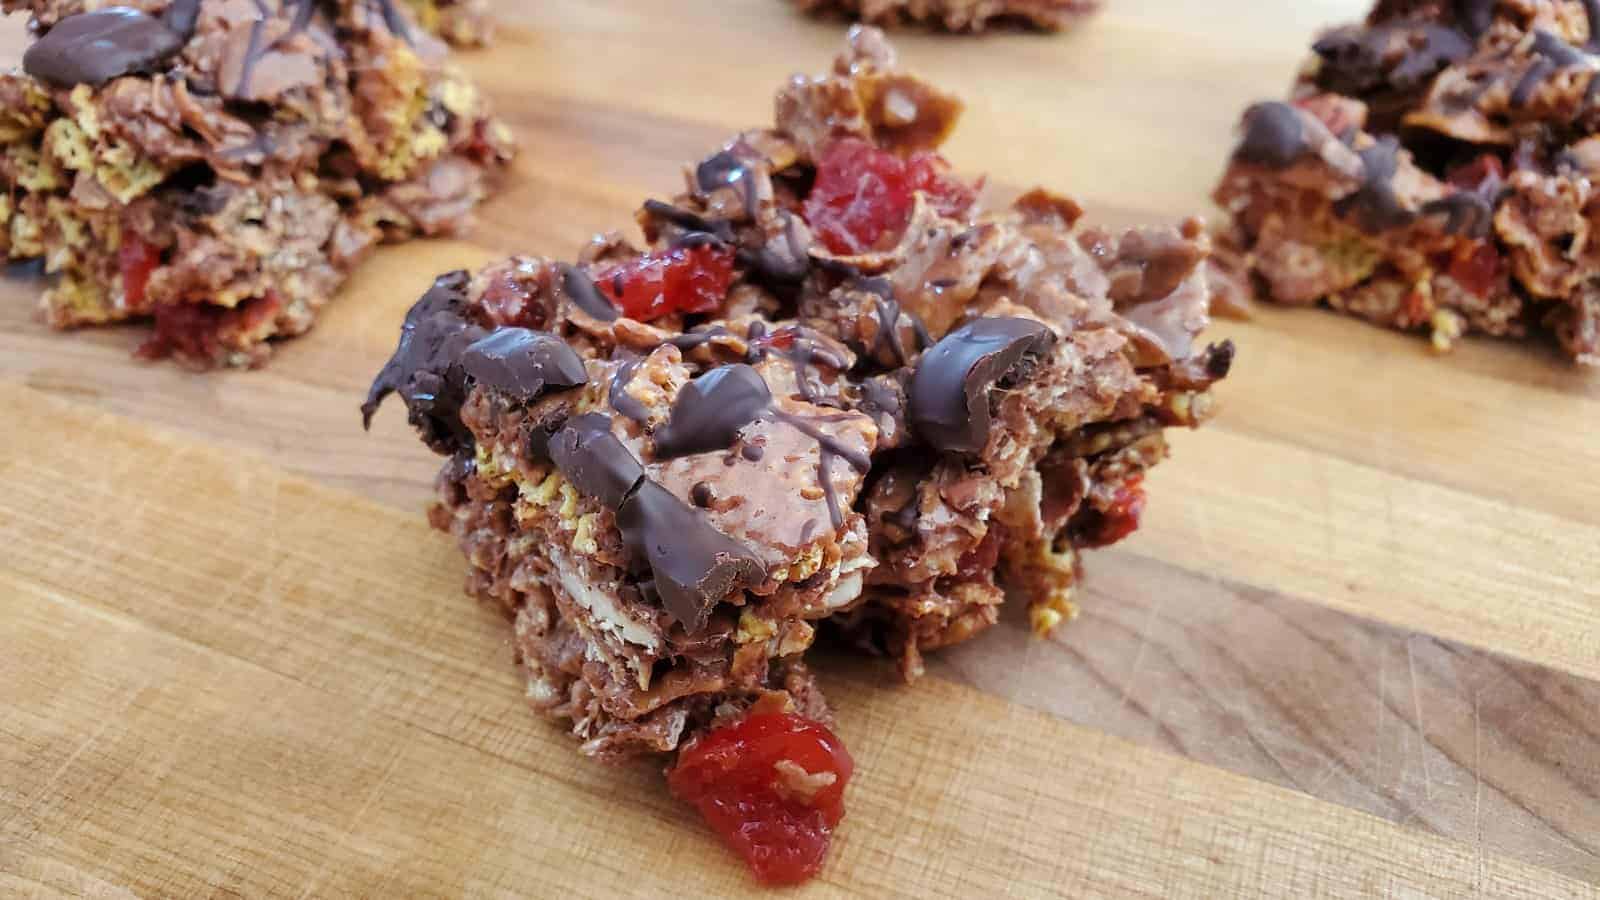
{"left": 696, "top": 150, "right": 750, "bottom": 193}
{"left": 690, "top": 482, "right": 714, "bottom": 507}
{"left": 24, "top": 8, "right": 186, "bottom": 87}
{"left": 1234, "top": 102, "right": 1308, "bottom": 170}
{"left": 908, "top": 317, "right": 1055, "bottom": 454}
{"left": 559, "top": 264, "right": 618, "bottom": 322}
{"left": 616, "top": 480, "right": 765, "bottom": 633}
{"left": 1204, "top": 340, "right": 1236, "bottom": 379}
{"left": 457, "top": 328, "right": 589, "bottom": 403}
{"left": 364, "top": 274, "right": 588, "bottom": 454}
{"left": 362, "top": 271, "right": 486, "bottom": 453}
{"left": 548, "top": 413, "right": 645, "bottom": 512}
{"left": 653, "top": 364, "right": 773, "bottom": 460}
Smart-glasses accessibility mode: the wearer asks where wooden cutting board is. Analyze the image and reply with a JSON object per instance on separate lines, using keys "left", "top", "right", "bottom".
{"left": 3, "top": 1, "right": 1598, "bottom": 896}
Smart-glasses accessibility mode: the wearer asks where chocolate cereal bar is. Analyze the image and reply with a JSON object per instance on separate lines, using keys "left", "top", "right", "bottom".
{"left": 0, "top": 0, "right": 512, "bottom": 367}
{"left": 788, "top": 0, "right": 1101, "bottom": 32}
{"left": 1214, "top": 0, "right": 1600, "bottom": 363}
{"left": 365, "top": 26, "right": 1229, "bottom": 883}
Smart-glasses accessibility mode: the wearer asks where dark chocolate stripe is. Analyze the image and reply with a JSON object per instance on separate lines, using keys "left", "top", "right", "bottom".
{"left": 558, "top": 264, "right": 618, "bottom": 322}
{"left": 234, "top": 18, "right": 268, "bottom": 97}
{"left": 607, "top": 355, "right": 651, "bottom": 424}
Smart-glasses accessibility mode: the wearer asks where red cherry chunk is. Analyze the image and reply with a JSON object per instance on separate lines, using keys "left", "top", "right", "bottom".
{"left": 803, "top": 138, "right": 978, "bottom": 255}
{"left": 1080, "top": 475, "right": 1146, "bottom": 548}
{"left": 668, "top": 712, "right": 854, "bottom": 885}
{"left": 1447, "top": 241, "right": 1501, "bottom": 299}
{"left": 595, "top": 245, "right": 735, "bottom": 322}
{"left": 118, "top": 231, "right": 162, "bottom": 311}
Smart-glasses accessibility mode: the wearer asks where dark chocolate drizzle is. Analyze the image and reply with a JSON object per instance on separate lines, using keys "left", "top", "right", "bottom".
{"left": 559, "top": 264, "right": 620, "bottom": 322}
{"left": 1313, "top": 23, "right": 1471, "bottom": 95}
{"left": 608, "top": 354, "right": 652, "bottom": 424}
{"left": 855, "top": 276, "right": 929, "bottom": 366}
{"left": 695, "top": 149, "right": 760, "bottom": 218}
{"left": 1234, "top": 103, "right": 1309, "bottom": 169}
{"left": 649, "top": 361, "right": 869, "bottom": 528}
{"left": 23, "top": 7, "right": 187, "bottom": 87}
{"left": 908, "top": 317, "right": 1056, "bottom": 455}
{"left": 1587, "top": 0, "right": 1600, "bottom": 51}
{"left": 643, "top": 200, "right": 734, "bottom": 240}
{"left": 1333, "top": 137, "right": 1416, "bottom": 233}
{"left": 1419, "top": 192, "right": 1494, "bottom": 237}
{"left": 736, "top": 214, "right": 812, "bottom": 285}
{"left": 370, "top": 0, "right": 413, "bottom": 43}
{"left": 234, "top": 19, "right": 268, "bottom": 97}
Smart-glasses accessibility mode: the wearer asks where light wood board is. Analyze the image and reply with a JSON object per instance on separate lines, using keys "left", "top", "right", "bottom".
{"left": 2, "top": 0, "right": 1599, "bottom": 896}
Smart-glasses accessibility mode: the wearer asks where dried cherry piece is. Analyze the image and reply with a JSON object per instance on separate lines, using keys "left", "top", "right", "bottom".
{"left": 1078, "top": 475, "right": 1146, "bottom": 548}
{"left": 668, "top": 712, "right": 853, "bottom": 885}
{"left": 118, "top": 231, "right": 162, "bottom": 311}
{"left": 596, "top": 245, "right": 735, "bottom": 321}
{"left": 802, "top": 138, "right": 977, "bottom": 255}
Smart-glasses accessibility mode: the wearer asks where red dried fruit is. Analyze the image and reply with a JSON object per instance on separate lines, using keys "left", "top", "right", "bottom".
{"left": 1081, "top": 475, "right": 1146, "bottom": 548}
{"left": 478, "top": 268, "right": 543, "bottom": 328}
{"left": 1447, "top": 241, "right": 1501, "bottom": 298}
{"left": 118, "top": 231, "right": 162, "bottom": 311}
{"left": 596, "top": 244, "right": 735, "bottom": 322}
{"left": 138, "top": 292, "right": 281, "bottom": 364}
{"left": 802, "top": 137, "right": 978, "bottom": 255}
{"left": 668, "top": 712, "right": 854, "bottom": 885}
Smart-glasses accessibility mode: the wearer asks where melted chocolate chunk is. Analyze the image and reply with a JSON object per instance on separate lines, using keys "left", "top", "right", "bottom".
{"left": 694, "top": 148, "right": 760, "bottom": 217}
{"left": 162, "top": 0, "right": 202, "bottom": 37}
{"left": 24, "top": 8, "right": 186, "bottom": 87}
{"left": 653, "top": 364, "right": 774, "bottom": 460}
{"left": 457, "top": 328, "right": 589, "bottom": 402}
{"left": 1235, "top": 103, "right": 1309, "bottom": 169}
{"left": 696, "top": 150, "right": 750, "bottom": 193}
{"left": 364, "top": 275, "right": 587, "bottom": 453}
{"left": 908, "top": 317, "right": 1055, "bottom": 454}
{"left": 548, "top": 413, "right": 645, "bottom": 512}
{"left": 362, "top": 271, "right": 486, "bottom": 452}
{"left": 559, "top": 264, "right": 619, "bottom": 322}
{"left": 616, "top": 480, "right": 765, "bottom": 634}
{"left": 1314, "top": 23, "right": 1471, "bottom": 96}
{"left": 1334, "top": 137, "right": 1416, "bottom": 233}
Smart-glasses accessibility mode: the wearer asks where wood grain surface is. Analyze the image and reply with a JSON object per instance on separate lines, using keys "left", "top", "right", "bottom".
{"left": 3, "top": 0, "right": 1599, "bottom": 896}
